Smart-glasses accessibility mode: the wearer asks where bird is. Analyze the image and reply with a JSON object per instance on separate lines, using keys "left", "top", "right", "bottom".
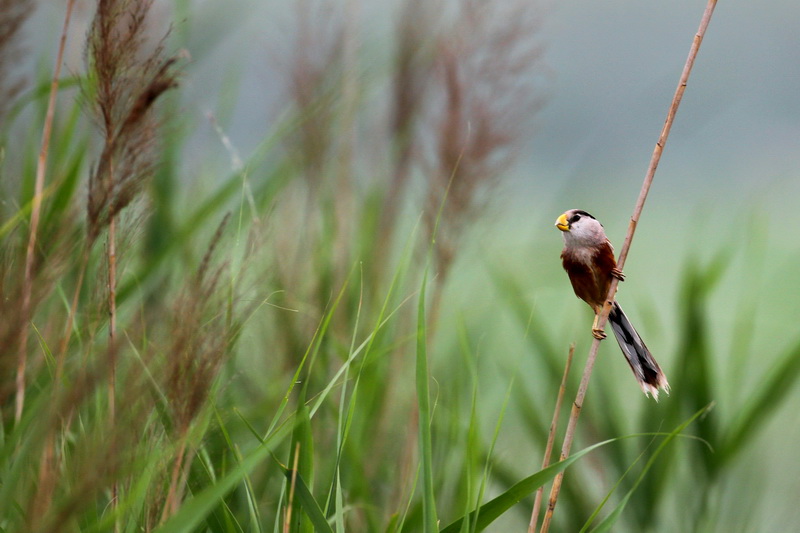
{"left": 555, "top": 209, "right": 669, "bottom": 399}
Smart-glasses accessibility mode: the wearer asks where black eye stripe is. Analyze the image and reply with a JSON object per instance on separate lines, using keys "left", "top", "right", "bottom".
{"left": 568, "top": 210, "right": 594, "bottom": 224}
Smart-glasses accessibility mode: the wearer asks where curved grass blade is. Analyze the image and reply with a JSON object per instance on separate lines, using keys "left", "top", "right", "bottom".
{"left": 280, "top": 467, "right": 335, "bottom": 533}
{"left": 154, "top": 426, "right": 290, "bottom": 533}
{"left": 578, "top": 442, "right": 653, "bottom": 533}
{"left": 585, "top": 404, "right": 713, "bottom": 532}
{"left": 718, "top": 338, "right": 800, "bottom": 468}
{"left": 440, "top": 438, "right": 618, "bottom": 533}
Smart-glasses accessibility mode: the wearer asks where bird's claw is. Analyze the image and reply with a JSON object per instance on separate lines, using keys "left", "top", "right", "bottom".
{"left": 611, "top": 267, "right": 625, "bottom": 281}
{"left": 592, "top": 328, "right": 607, "bottom": 340}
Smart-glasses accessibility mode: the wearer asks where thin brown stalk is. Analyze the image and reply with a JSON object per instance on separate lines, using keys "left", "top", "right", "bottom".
{"left": 529, "top": 343, "right": 574, "bottom": 533}
{"left": 55, "top": 246, "right": 89, "bottom": 377}
{"left": 34, "top": 242, "right": 88, "bottom": 532}
{"left": 284, "top": 442, "right": 301, "bottom": 533}
{"left": 539, "top": 2, "right": 718, "bottom": 531}
{"left": 15, "top": 0, "right": 76, "bottom": 424}
{"left": 85, "top": 1, "right": 180, "bottom": 519}
{"left": 160, "top": 438, "right": 188, "bottom": 523}
{"left": 150, "top": 215, "right": 233, "bottom": 520}
{"left": 29, "top": 356, "right": 158, "bottom": 532}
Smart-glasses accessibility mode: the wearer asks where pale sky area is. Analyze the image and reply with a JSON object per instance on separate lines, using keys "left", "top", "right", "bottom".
{"left": 28, "top": 0, "right": 799, "bottom": 214}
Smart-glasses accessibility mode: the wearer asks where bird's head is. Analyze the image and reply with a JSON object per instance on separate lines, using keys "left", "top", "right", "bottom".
{"left": 555, "top": 209, "right": 607, "bottom": 246}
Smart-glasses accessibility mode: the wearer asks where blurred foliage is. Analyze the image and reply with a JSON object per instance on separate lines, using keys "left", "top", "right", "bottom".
{"left": 0, "top": 1, "right": 798, "bottom": 533}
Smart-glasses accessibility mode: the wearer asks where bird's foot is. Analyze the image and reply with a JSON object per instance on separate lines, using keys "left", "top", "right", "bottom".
{"left": 592, "top": 328, "right": 607, "bottom": 340}
{"left": 611, "top": 267, "right": 625, "bottom": 281}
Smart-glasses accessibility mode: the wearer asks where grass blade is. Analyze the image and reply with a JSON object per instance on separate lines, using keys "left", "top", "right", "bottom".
{"left": 585, "top": 404, "right": 713, "bottom": 532}
{"left": 154, "top": 436, "right": 279, "bottom": 533}
{"left": 416, "top": 272, "right": 438, "bottom": 533}
{"left": 280, "top": 468, "right": 335, "bottom": 533}
{"left": 287, "top": 405, "right": 315, "bottom": 533}
{"left": 471, "top": 376, "right": 514, "bottom": 533}
{"left": 440, "top": 438, "right": 619, "bottom": 533}
{"left": 718, "top": 338, "right": 800, "bottom": 468}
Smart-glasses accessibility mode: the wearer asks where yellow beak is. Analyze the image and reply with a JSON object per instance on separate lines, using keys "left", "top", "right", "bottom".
{"left": 555, "top": 213, "right": 569, "bottom": 232}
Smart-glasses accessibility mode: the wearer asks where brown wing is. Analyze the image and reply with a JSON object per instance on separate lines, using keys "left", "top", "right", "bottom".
{"left": 561, "top": 240, "right": 617, "bottom": 311}
{"left": 591, "top": 240, "right": 617, "bottom": 304}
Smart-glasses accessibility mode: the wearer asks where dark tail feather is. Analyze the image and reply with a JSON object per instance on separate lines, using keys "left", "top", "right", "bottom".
{"left": 608, "top": 302, "right": 670, "bottom": 400}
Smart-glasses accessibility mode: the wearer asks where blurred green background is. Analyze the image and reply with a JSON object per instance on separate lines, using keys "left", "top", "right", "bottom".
{"left": 3, "top": 0, "right": 800, "bottom": 531}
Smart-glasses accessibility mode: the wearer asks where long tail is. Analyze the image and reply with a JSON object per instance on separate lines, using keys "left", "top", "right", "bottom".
{"left": 608, "top": 302, "right": 670, "bottom": 400}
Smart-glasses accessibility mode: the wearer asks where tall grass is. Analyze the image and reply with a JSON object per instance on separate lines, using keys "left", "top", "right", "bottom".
{"left": 1, "top": 1, "right": 799, "bottom": 532}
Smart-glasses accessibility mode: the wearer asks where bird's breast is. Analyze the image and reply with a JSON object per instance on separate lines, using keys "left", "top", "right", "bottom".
{"left": 561, "top": 243, "right": 616, "bottom": 310}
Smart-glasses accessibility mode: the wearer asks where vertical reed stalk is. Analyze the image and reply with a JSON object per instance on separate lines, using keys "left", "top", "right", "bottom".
{"left": 160, "top": 438, "right": 188, "bottom": 523}
{"left": 539, "top": 2, "right": 718, "bottom": 530}
{"left": 529, "top": 344, "right": 573, "bottom": 533}
{"left": 15, "top": 0, "right": 76, "bottom": 424}
{"left": 284, "top": 443, "right": 301, "bottom": 533}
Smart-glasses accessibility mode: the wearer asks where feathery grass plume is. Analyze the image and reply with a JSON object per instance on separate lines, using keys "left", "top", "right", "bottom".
{"left": 82, "top": 2, "right": 180, "bottom": 516}
{"left": 423, "top": 0, "right": 544, "bottom": 278}
{"left": 85, "top": 0, "right": 180, "bottom": 243}
{"left": 282, "top": 0, "right": 344, "bottom": 179}
{"left": 0, "top": 0, "right": 34, "bottom": 124}
{"left": 160, "top": 215, "right": 234, "bottom": 520}
{"left": 379, "top": 0, "right": 437, "bottom": 242}
{"left": 24, "top": 356, "right": 158, "bottom": 533}
{"left": 24, "top": 362, "right": 106, "bottom": 532}
{"left": 277, "top": 0, "right": 346, "bottom": 274}
{"left": 0, "top": 223, "right": 78, "bottom": 408}
{"left": 270, "top": 0, "right": 350, "bottom": 369}
{"left": 422, "top": 0, "right": 544, "bottom": 321}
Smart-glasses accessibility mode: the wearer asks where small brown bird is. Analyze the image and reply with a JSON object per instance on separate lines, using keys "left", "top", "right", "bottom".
{"left": 555, "top": 209, "right": 669, "bottom": 399}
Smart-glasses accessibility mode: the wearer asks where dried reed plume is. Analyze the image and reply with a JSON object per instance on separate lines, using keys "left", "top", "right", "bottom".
{"left": 82, "top": 0, "right": 180, "bottom": 434}
{"left": 423, "top": 0, "right": 545, "bottom": 279}
{"left": 26, "top": 357, "right": 150, "bottom": 532}
{"left": 413, "top": 0, "right": 545, "bottom": 334}
{"left": 160, "top": 214, "right": 234, "bottom": 521}
{"left": 25, "top": 1, "right": 182, "bottom": 524}
{"left": 283, "top": 0, "right": 344, "bottom": 180}
{"left": 379, "top": 0, "right": 437, "bottom": 241}
{"left": 270, "top": 0, "right": 351, "bottom": 364}
{"left": 85, "top": 0, "right": 180, "bottom": 243}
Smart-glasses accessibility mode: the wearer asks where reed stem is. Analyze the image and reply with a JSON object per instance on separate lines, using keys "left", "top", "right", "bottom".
{"left": 539, "top": 2, "right": 718, "bottom": 530}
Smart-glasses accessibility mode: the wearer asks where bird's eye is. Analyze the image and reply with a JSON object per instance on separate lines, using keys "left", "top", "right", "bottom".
{"left": 569, "top": 214, "right": 581, "bottom": 223}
